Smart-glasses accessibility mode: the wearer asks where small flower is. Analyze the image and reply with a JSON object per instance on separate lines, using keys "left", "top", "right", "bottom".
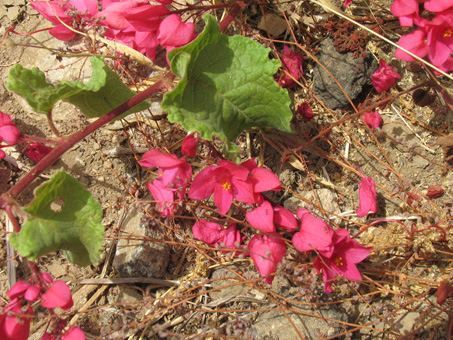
{"left": 189, "top": 160, "right": 254, "bottom": 215}
{"left": 277, "top": 45, "right": 304, "bottom": 88}
{"left": 313, "top": 228, "right": 372, "bottom": 294}
{"left": 356, "top": 171, "right": 377, "bottom": 217}
{"left": 363, "top": 111, "right": 383, "bottom": 129}
{"left": 371, "top": 59, "right": 401, "bottom": 93}
{"left": 41, "top": 281, "right": 74, "bottom": 311}
{"left": 1, "top": 301, "right": 32, "bottom": 340}
{"left": 344, "top": 0, "right": 352, "bottom": 6}
{"left": 248, "top": 233, "right": 287, "bottom": 284}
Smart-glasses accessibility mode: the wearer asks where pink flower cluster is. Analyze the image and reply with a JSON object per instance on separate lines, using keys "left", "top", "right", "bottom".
{"left": 0, "top": 111, "right": 21, "bottom": 159}
{"left": 371, "top": 59, "right": 401, "bottom": 93}
{"left": 293, "top": 209, "right": 372, "bottom": 293}
{"left": 0, "top": 273, "right": 84, "bottom": 340}
{"left": 30, "top": 0, "right": 196, "bottom": 61}
{"left": 139, "top": 140, "right": 375, "bottom": 293}
{"left": 139, "top": 134, "right": 197, "bottom": 216}
{"left": 391, "top": 0, "right": 453, "bottom": 72}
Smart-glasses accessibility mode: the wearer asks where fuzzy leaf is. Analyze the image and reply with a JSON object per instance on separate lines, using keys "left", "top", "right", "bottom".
{"left": 9, "top": 169, "right": 104, "bottom": 266}
{"left": 7, "top": 56, "right": 149, "bottom": 117}
{"left": 162, "top": 14, "right": 293, "bottom": 142}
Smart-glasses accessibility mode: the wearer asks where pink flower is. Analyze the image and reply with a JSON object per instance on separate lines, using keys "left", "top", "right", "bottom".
{"left": 146, "top": 180, "right": 176, "bottom": 216}
{"left": 278, "top": 45, "right": 304, "bottom": 88}
{"left": 41, "top": 281, "right": 74, "bottom": 310}
{"left": 371, "top": 59, "right": 401, "bottom": 93}
{"left": 140, "top": 149, "right": 192, "bottom": 189}
{"left": 30, "top": 0, "right": 98, "bottom": 41}
{"left": 292, "top": 208, "right": 335, "bottom": 257}
{"left": 390, "top": 0, "right": 420, "bottom": 27}
{"left": 246, "top": 201, "right": 275, "bottom": 233}
{"left": 344, "top": 0, "right": 352, "bottom": 6}
{"left": 0, "top": 301, "right": 32, "bottom": 340}
{"left": 189, "top": 160, "right": 254, "bottom": 215}
{"left": 24, "top": 143, "right": 53, "bottom": 163}
{"left": 395, "top": 10, "right": 453, "bottom": 72}
{"left": 97, "top": 0, "right": 169, "bottom": 59}
{"left": 158, "top": 14, "right": 196, "bottom": 51}
{"left": 248, "top": 233, "right": 287, "bottom": 284}
{"left": 363, "top": 111, "right": 383, "bottom": 129}
{"left": 0, "top": 111, "right": 20, "bottom": 145}
{"left": 181, "top": 134, "right": 199, "bottom": 157}
{"left": 313, "top": 228, "right": 372, "bottom": 293}
{"left": 296, "top": 103, "right": 314, "bottom": 121}
{"left": 192, "top": 220, "right": 244, "bottom": 253}
{"left": 356, "top": 172, "right": 377, "bottom": 217}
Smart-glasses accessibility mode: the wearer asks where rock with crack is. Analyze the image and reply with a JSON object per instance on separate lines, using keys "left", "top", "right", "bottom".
{"left": 113, "top": 209, "right": 170, "bottom": 278}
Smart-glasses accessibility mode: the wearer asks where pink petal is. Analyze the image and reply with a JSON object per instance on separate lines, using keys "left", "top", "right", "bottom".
{"left": 70, "top": 0, "right": 98, "bottom": 16}
{"left": 246, "top": 201, "right": 275, "bottom": 233}
{"left": 41, "top": 281, "right": 74, "bottom": 310}
{"left": 7, "top": 282, "right": 30, "bottom": 299}
{"left": 0, "top": 124, "right": 20, "bottom": 144}
{"left": 4, "top": 305, "right": 31, "bottom": 340}
{"left": 222, "top": 223, "right": 244, "bottom": 249}
{"left": 192, "top": 220, "right": 224, "bottom": 245}
{"left": 146, "top": 180, "right": 176, "bottom": 216}
{"left": 344, "top": 0, "right": 352, "bottom": 6}
{"left": 362, "top": 111, "right": 383, "bottom": 129}
{"left": 251, "top": 168, "right": 281, "bottom": 193}
{"left": 139, "top": 149, "right": 186, "bottom": 168}
{"left": 24, "top": 285, "right": 41, "bottom": 302}
{"left": 24, "top": 143, "right": 53, "bottom": 163}
{"left": 158, "top": 14, "right": 195, "bottom": 49}
{"left": 356, "top": 176, "right": 377, "bottom": 217}
{"left": 395, "top": 30, "right": 429, "bottom": 61}
{"left": 230, "top": 177, "right": 255, "bottom": 204}
{"left": 273, "top": 206, "right": 297, "bottom": 231}
{"left": 49, "top": 25, "right": 77, "bottom": 41}
{"left": 390, "top": 0, "right": 419, "bottom": 17}
{"left": 292, "top": 211, "right": 334, "bottom": 257}
{"left": 296, "top": 102, "right": 314, "bottom": 121}
{"left": 181, "top": 134, "right": 198, "bottom": 157}
{"left": 240, "top": 158, "right": 257, "bottom": 171}
{"left": 424, "top": 0, "right": 453, "bottom": 12}
{"left": 248, "top": 233, "right": 286, "bottom": 284}
{"left": 188, "top": 166, "right": 216, "bottom": 200}
{"left": 213, "top": 183, "right": 233, "bottom": 215}
{"left": 124, "top": 5, "right": 169, "bottom": 31}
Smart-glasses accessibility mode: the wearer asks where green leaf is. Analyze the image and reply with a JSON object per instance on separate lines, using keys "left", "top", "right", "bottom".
{"left": 9, "top": 170, "right": 104, "bottom": 266}
{"left": 162, "top": 14, "right": 293, "bottom": 142}
{"left": 7, "top": 56, "right": 149, "bottom": 117}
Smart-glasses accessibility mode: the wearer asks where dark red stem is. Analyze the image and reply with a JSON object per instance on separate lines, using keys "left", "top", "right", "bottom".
{"left": 0, "top": 72, "right": 173, "bottom": 209}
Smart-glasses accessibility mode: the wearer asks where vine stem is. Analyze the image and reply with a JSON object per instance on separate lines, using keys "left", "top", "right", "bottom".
{"left": 0, "top": 72, "right": 174, "bottom": 210}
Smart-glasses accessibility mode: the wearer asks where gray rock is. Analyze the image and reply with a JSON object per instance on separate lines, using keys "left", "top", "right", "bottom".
{"left": 251, "top": 304, "right": 347, "bottom": 340}
{"left": 209, "top": 267, "right": 252, "bottom": 300}
{"left": 113, "top": 209, "right": 170, "bottom": 278}
{"left": 313, "top": 38, "right": 377, "bottom": 109}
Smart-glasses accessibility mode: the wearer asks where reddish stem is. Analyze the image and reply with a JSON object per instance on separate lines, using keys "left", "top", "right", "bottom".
{"left": 0, "top": 73, "right": 174, "bottom": 209}
{"left": 219, "top": 1, "right": 250, "bottom": 32}
{"left": 20, "top": 135, "right": 59, "bottom": 146}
